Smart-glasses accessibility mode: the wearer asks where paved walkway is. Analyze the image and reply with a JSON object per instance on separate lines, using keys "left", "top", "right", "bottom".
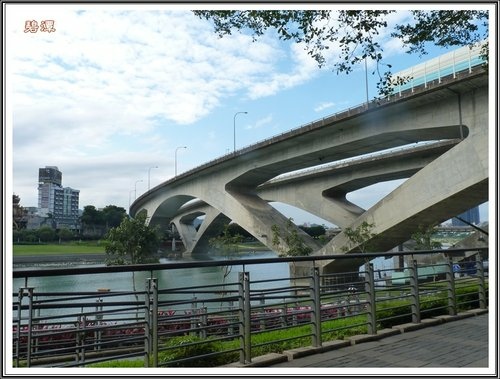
{"left": 231, "top": 310, "right": 492, "bottom": 372}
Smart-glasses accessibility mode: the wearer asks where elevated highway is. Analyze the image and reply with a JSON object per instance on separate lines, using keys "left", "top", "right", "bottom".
{"left": 171, "top": 139, "right": 460, "bottom": 253}
{"left": 131, "top": 58, "right": 488, "bottom": 274}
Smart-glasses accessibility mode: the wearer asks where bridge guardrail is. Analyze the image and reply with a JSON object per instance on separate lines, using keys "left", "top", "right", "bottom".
{"left": 12, "top": 248, "right": 488, "bottom": 368}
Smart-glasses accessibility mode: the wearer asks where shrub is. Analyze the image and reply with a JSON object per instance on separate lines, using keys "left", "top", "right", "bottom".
{"left": 158, "top": 335, "right": 229, "bottom": 367}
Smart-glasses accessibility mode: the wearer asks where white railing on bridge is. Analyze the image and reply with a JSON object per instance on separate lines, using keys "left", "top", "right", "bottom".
{"left": 390, "top": 41, "right": 486, "bottom": 95}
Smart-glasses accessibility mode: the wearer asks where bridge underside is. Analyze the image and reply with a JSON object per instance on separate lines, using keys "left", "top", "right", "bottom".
{"left": 133, "top": 70, "right": 489, "bottom": 274}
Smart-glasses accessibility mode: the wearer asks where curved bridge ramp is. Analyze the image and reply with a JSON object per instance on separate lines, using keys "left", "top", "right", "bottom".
{"left": 130, "top": 68, "right": 488, "bottom": 266}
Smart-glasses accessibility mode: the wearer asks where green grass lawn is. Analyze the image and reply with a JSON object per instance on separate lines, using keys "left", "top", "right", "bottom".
{"left": 13, "top": 243, "right": 105, "bottom": 255}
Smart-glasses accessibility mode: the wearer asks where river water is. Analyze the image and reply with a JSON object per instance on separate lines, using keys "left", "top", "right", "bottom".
{"left": 13, "top": 249, "right": 290, "bottom": 295}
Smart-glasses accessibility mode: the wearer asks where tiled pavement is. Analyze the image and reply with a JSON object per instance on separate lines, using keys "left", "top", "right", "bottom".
{"left": 227, "top": 309, "right": 492, "bottom": 371}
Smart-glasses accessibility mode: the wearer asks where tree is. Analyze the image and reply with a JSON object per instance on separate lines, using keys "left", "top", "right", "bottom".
{"left": 80, "top": 204, "right": 127, "bottom": 237}
{"left": 209, "top": 223, "right": 245, "bottom": 300}
{"left": 13, "top": 194, "right": 27, "bottom": 230}
{"left": 101, "top": 205, "right": 127, "bottom": 229}
{"left": 105, "top": 212, "right": 160, "bottom": 316}
{"left": 341, "top": 221, "right": 376, "bottom": 253}
{"left": 104, "top": 212, "right": 160, "bottom": 266}
{"left": 209, "top": 223, "right": 244, "bottom": 255}
{"left": 299, "top": 224, "right": 326, "bottom": 239}
{"left": 411, "top": 224, "right": 442, "bottom": 250}
{"left": 271, "top": 218, "right": 312, "bottom": 258}
{"left": 409, "top": 224, "right": 444, "bottom": 266}
{"left": 194, "top": 10, "right": 488, "bottom": 95}
{"left": 38, "top": 226, "right": 57, "bottom": 243}
{"left": 226, "top": 222, "right": 254, "bottom": 240}
{"left": 58, "top": 228, "right": 74, "bottom": 242}
{"left": 80, "top": 205, "right": 105, "bottom": 236}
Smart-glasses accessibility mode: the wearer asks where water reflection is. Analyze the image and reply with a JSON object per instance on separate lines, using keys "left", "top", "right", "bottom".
{"left": 13, "top": 250, "right": 289, "bottom": 295}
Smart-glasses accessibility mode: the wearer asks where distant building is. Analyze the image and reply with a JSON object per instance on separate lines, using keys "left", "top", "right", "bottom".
{"left": 37, "top": 166, "right": 80, "bottom": 230}
{"left": 452, "top": 206, "right": 480, "bottom": 226}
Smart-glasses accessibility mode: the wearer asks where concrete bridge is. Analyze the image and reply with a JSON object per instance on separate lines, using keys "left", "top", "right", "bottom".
{"left": 131, "top": 56, "right": 488, "bottom": 274}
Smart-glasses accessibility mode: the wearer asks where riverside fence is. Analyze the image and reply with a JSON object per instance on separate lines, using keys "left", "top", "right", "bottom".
{"left": 11, "top": 247, "right": 488, "bottom": 368}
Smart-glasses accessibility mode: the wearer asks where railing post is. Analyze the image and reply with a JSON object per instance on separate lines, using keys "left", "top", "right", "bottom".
{"left": 409, "top": 260, "right": 421, "bottom": 324}
{"left": 75, "top": 315, "right": 86, "bottom": 365}
{"left": 144, "top": 279, "right": 151, "bottom": 367}
{"left": 446, "top": 256, "right": 457, "bottom": 316}
{"left": 95, "top": 288, "right": 109, "bottom": 352}
{"left": 25, "top": 287, "right": 34, "bottom": 367}
{"left": 190, "top": 297, "right": 198, "bottom": 335}
{"left": 150, "top": 278, "right": 158, "bottom": 367}
{"left": 476, "top": 255, "right": 487, "bottom": 309}
{"left": 364, "top": 263, "right": 377, "bottom": 335}
{"left": 16, "top": 287, "right": 34, "bottom": 367}
{"left": 238, "top": 272, "right": 251, "bottom": 364}
{"left": 15, "top": 288, "right": 24, "bottom": 367}
{"left": 310, "top": 267, "right": 322, "bottom": 347}
{"left": 200, "top": 307, "right": 208, "bottom": 339}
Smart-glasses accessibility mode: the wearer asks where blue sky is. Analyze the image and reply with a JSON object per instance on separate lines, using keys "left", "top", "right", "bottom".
{"left": 6, "top": 4, "right": 492, "bottom": 226}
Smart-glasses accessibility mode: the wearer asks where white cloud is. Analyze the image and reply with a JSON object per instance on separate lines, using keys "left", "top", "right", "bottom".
{"left": 10, "top": 7, "right": 326, "bottom": 207}
{"left": 9, "top": 6, "right": 463, "bottom": 215}
{"left": 246, "top": 42, "right": 319, "bottom": 99}
{"left": 246, "top": 114, "right": 273, "bottom": 130}
{"left": 314, "top": 102, "right": 335, "bottom": 112}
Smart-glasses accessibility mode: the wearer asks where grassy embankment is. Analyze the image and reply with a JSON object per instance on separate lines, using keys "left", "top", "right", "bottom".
{"left": 13, "top": 242, "right": 105, "bottom": 256}
{"left": 12, "top": 241, "right": 268, "bottom": 256}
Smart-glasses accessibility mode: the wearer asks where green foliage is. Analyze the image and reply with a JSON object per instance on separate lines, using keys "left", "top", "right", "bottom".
{"left": 376, "top": 282, "right": 488, "bottom": 328}
{"left": 104, "top": 212, "right": 160, "bottom": 265}
{"left": 38, "top": 226, "right": 57, "bottom": 242}
{"left": 341, "top": 221, "right": 376, "bottom": 253}
{"left": 88, "top": 359, "right": 146, "bottom": 368}
{"left": 209, "top": 223, "right": 244, "bottom": 254}
{"left": 58, "top": 228, "right": 74, "bottom": 242}
{"left": 80, "top": 204, "right": 127, "bottom": 238}
{"left": 226, "top": 222, "right": 254, "bottom": 240}
{"left": 13, "top": 229, "right": 39, "bottom": 243}
{"left": 391, "top": 11, "right": 488, "bottom": 56}
{"left": 84, "top": 281, "right": 486, "bottom": 368}
{"left": 194, "top": 10, "right": 488, "bottom": 96}
{"left": 13, "top": 242, "right": 104, "bottom": 255}
{"left": 300, "top": 224, "right": 326, "bottom": 238}
{"left": 101, "top": 205, "right": 128, "bottom": 228}
{"left": 13, "top": 194, "right": 27, "bottom": 230}
{"left": 411, "top": 224, "right": 442, "bottom": 250}
{"left": 158, "top": 335, "right": 227, "bottom": 367}
{"left": 271, "top": 218, "right": 312, "bottom": 257}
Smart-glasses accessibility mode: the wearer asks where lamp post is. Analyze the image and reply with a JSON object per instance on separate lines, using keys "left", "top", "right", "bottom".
{"left": 175, "top": 146, "right": 187, "bottom": 176}
{"left": 148, "top": 166, "right": 158, "bottom": 190}
{"left": 134, "top": 179, "right": 143, "bottom": 200}
{"left": 233, "top": 111, "right": 248, "bottom": 152}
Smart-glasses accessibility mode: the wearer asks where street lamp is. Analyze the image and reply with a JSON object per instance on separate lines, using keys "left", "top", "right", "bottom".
{"left": 148, "top": 166, "right": 158, "bottom": 190}
{"left": 134, "top": 179, "right": 143, "bottom": 200}
{"left": 175, "top": 146, "right": 187, "bottom": 176}
{"left": 233, "top": 111, "right": 248, "bottom": 152}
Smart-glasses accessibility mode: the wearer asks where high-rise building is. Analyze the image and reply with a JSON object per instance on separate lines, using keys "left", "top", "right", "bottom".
{"left": 452, "top": 206, "right": 480, "bottom": 226}
{"left": 37, "top": 166, "right": 80, "bottom": 230}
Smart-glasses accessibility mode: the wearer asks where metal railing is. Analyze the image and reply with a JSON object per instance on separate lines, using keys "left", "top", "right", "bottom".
{"left": 12, "top": 248, "right": 488, "bottom": 368}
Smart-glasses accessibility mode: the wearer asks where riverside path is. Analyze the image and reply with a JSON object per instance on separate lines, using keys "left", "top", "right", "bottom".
{"left": 263, "top": 311, "right": 491, "bottom": 373}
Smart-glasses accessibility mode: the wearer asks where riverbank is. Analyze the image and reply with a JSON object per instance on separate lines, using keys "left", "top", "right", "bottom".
{"left": 11, "top": 241, "right": 271, "bottom": 268}
{"left": 13, "top": 253, "right": 107, "bottom": 266}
